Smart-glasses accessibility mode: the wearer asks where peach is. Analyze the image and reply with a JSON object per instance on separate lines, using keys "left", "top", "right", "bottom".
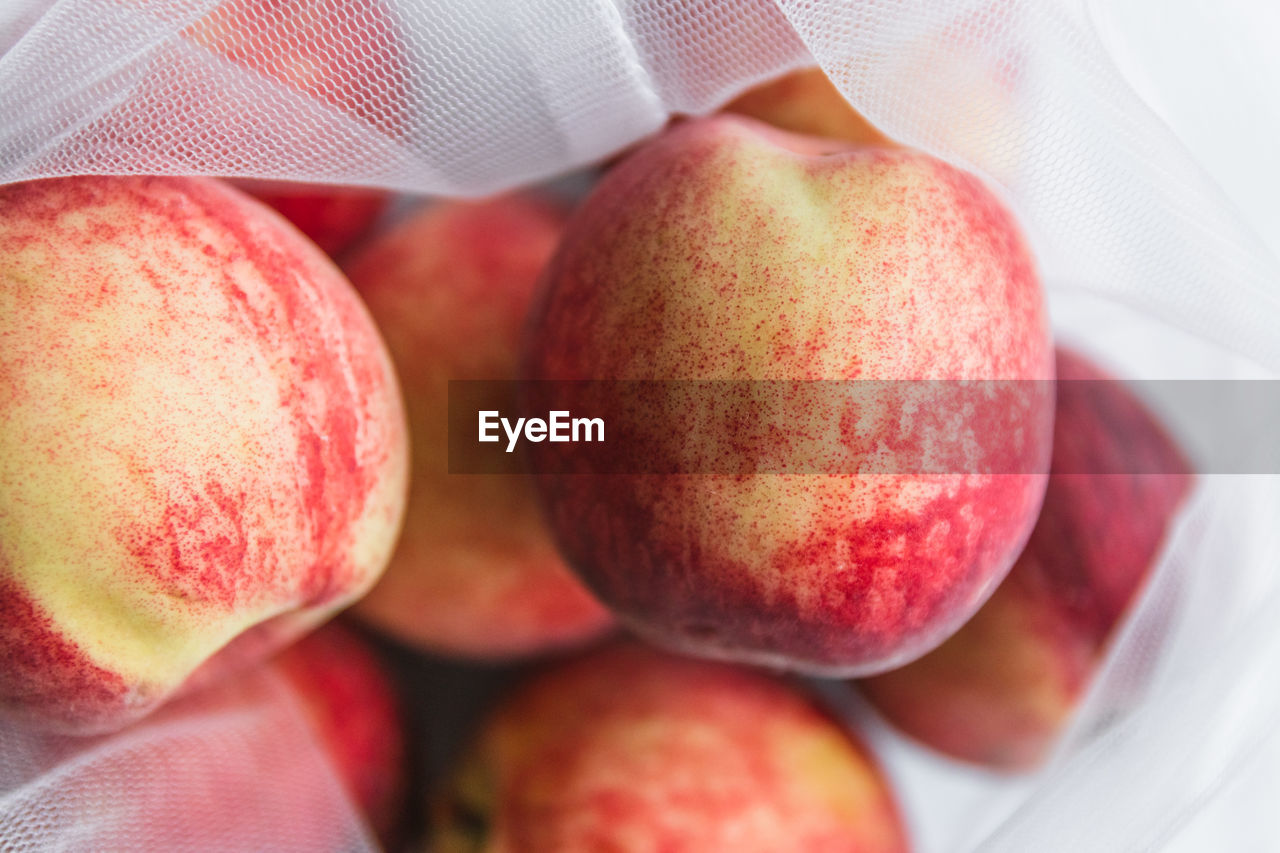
{"left": 274, "top": 622, "right": 407, "bottom": 846}
{"left": 232, "top": 181, "right": 389, "bottom": 258}
{"left": 0, "top": 175, "right": 408, "bottom": 734}
{"left": 860, "top": 348, "right": 1194, "bottom": 769}
{"left": 344, "top": 196, "right": 614, "bottom": 659}
{"left": 522, "top": 115, "right": 1053, "bottom": 675}
{"left": 431, "top": 643, "right": 910, "bottom": 852}
{"left": 724, "top": 67, "right": 890, "bottom": 146}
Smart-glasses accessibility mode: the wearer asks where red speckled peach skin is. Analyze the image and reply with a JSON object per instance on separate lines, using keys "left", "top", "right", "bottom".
{"left": 344, "top": 196, "right": 614, "bottom": 659}
{"left": 234, "top": 180, "right": 389, "bottom": 259}
{"left": 0, "top": 577, "right": 132, "bottom": 726}
{"left": 0, "top": 176, "right": 408, "bottom": 734}
{"left": 861, "top": 348, "right": 1194, "bottom": 769}
{"left": 433, "top": 644, "right": 909, "bottom": 852}
{"left": 274, "top": 622, "right": 407, "bottom": 846}
{"left": 523, "top": 115, "right": 1053, "bottom": 676}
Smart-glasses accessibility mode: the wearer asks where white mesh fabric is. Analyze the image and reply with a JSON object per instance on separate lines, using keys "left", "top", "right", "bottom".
{"left": 0, "top": 664, "right": 377, "bottom": 853}
{"left": 2, "top": 1, "right": 1280, "bottom": 850}
{"left": 2, "top": 0, "right": 1277, "bottom": 365}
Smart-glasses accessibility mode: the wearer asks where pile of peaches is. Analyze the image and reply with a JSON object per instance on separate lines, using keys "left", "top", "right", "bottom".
{"left": 0, "top": 67, "right": 1192, "bottom": 851}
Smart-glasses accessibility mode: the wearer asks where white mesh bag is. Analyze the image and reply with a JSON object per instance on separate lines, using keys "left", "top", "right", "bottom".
{"left": 2, "top": 0, "right": 1280, "bottom": 850}
{"left": 0, "top": 663, "right": 379, "bottom": 852}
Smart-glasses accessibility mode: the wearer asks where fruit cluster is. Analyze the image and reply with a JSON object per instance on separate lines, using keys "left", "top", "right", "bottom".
{"left": 0, "top": 66, "right": 1192, "bottom": 852}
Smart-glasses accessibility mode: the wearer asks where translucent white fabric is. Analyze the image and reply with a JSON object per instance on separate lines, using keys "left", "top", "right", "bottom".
{"left": 0, "top": 664, "right": 377, "bottom": 852}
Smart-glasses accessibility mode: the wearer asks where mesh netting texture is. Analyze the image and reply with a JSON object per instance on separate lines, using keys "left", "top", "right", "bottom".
{"left": 0, "top": 665, "right": 377, "bottom": 852}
